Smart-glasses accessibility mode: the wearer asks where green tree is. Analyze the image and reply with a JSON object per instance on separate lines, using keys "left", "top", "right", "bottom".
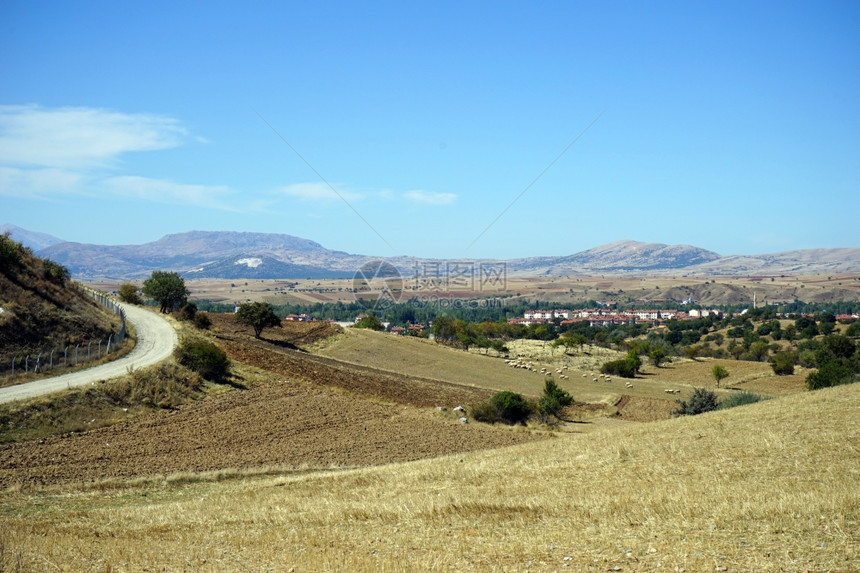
{"left": 748, "top": 340, "right": 770, "bottom": 362}
{"left": 355, "top": 314, "right": 384, "bottom": 331}
{"left": 117, "top": 283, "right": 143, "bottom": 304}
{"left": 682, "top": 345, "right": 701, "bottom": 361}
{"left": 490, "top": 339, "right": 509, "bottom": 356}
{"left": 142, "top": 271, "right": 188, "bottom": 313}
{"left": 649, "top": 346, "right": 667, "bottom": 367}
{"left": 770, "top": 351, "right": 796, "bottom": 375}
{"left": 538, "top": 378, "right": 574, "bottom": 422}
{"left": 600, "top": 350, "right": 641, "bottom": 379}
{"left": 432, "top": 316, "right": 456, "bottom": 343}
{"left": 711, "top": 365, "right": 729, "bottom": 388}
{"left": 236, "top": 302, "right": 281, "bottom": 338}
{"left": 806, "top": 360, "right": 856, "bottom": 390}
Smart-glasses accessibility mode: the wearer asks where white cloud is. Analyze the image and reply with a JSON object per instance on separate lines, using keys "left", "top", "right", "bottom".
{"left": 403, "top": 190, "right": 457, "bottom": 205}
{"left": 0, "top": 104, "right": 245, "bottom": 211}
{"left": 102, "top": 176, "right": 236, "bottom": 210}
{"left": 0, "top": 166, "right": 86, "bottom": 198}
{"left": 277, "top": 182, "right": 363, "bottom": 203}
{"left": 0, "top": 104, "right": 187, "bottom": 169}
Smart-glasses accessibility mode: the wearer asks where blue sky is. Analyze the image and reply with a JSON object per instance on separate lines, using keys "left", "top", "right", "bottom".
{"left": 1, "top": 1, "right": 858, "bottom": 259}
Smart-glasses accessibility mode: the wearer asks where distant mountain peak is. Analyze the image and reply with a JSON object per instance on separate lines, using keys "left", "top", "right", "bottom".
{"left": 6, "top": 225, "right": 859, "bottom": 278}
{"left": 0, "top": 223, "right": 65, "bottom": 251}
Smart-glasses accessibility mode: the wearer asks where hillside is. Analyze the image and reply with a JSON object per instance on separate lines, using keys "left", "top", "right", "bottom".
{"left": 1, "top": 378, "right": 856, "bottom": 570}
{"left": 8, "top": 224, "right": 859, "bottom": 279}
{"left": 0, "top": 234, "right": 120, "bottom": 380}
{"left": 508, "top": 239, "right": 722, "bottom": 273}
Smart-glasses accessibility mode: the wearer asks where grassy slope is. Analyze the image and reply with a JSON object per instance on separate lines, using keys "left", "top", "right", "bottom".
{"left": 1, "top": 383, "right": 857, "bottom": 571}
{"left": 319, "top": 329, "right": 807, "bottom": 403}
{"left": 0, "top": 238, "right": 121, "bottom": 385}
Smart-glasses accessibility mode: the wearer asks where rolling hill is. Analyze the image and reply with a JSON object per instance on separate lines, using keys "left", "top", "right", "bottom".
{"left": 6, "top": 224, "right": 860, "bottom": 279}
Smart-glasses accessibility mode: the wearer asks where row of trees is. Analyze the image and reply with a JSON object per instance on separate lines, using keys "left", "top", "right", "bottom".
{"left": 122, "top": 272, "right": 283, "bottom": 339}
{"left": 127, "top": 270, "right": 860, "bottom": 393}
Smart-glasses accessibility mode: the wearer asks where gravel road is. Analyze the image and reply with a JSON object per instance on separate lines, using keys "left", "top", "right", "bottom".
{"left": 0, "top": 304, "right": 178, "bottom": 404}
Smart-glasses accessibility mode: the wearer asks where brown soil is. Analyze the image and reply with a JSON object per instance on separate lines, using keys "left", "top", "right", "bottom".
{"left": 0, "top": 317, "right": 543, "bottom": 488}
{"left": 214, "top": 317, "right": 495, "bottom": 408}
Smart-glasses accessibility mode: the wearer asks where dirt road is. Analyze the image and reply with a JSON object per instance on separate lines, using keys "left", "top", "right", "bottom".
{"left": 0, "top": 304, "right": 177, "bottom": 404}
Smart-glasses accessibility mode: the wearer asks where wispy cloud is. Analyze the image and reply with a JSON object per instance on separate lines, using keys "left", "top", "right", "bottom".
{"left": 276, "top": 182, "right": 363, "bottom": 203}
{"left": 276, "top": 184, "right": 457, "bottom": 207}
{"left": 0, "top": 104, "right": 186, "bottom": 169}
{"left": 0, "top": 104, "right": 244, "bottom": 211}
{"left": 0, "top": 166, "right": 85, "bottom": 198}
{"left": 403, "top": 190, "right": 457, "bottom": 205}
{"left": 102, "top": 176, "right": 236, "bottom": 210}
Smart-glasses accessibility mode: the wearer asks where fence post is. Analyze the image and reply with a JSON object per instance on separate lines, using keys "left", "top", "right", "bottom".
{"left": 64, "top": 345, "right": 69, "bottom": 367}
{"left": 107, "top": 334, "right": 113, "bottom": 354}
{"left": 10, "top": 357, "right": 14, "bottom": 378}
{"left": 75, "top": 345, "right": 79, "bottom": 365}
{"left": 35, "top": 352, "right": 41, "bottom": 373}
{"left": 50, "top": 348, "right": 55, "bottom": 370}
{"left": 25, "top": 355, "right": 29, "bottom": 373}
{"left": 88, "top": 341, "right": 92, "bottom": 362}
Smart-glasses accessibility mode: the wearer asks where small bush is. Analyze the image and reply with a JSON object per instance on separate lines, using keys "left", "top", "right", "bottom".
{"left": 117, "top": 283, "right": 143, "bottom": 304}
{"left": 174, "top": 338, "right": 231, "bottom": 383}
{"left": 178, "top": 302, "right": 198, "bottom": 321}
{"left": 673, "top": 387, "right": 719, "bottom": 416}
{"left": 42, "top": 259, "right": 70, "bottom": 284}
{"left": 601, "top": 358, "right": 636, "bottom": 378}
{"left": 0, "top": 233, "right": 24, "bottom": 269}
{"left": 194, "top": 312, "right": 212, "bottom": 330}
{"left": 806, "top": 360, "right": 856, "bottom": 390}
{"left": 470, "top": 400, "right": 502, "bottom": 424}
{"left": 770, "top": 351, "right": 796, "bottom": 375}
{"left": 472, "top": 391, "right": 533, "bottom": 425}
{"left": 718, "top": 391, "right": 766, "bottom": 410}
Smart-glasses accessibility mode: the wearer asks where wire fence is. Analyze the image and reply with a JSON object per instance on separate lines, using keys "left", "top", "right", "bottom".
{"left": 0, "top": 284, "right": 128, "bottom": 381}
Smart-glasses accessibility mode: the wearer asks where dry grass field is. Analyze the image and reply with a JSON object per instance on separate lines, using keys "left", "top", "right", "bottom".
{"left": 1, "top": 382, "right": 857, "bottom": 571}
{"left": 1, "top": 314, "right": 856, "bottom": 571}
{"left": 89, "top": 273, "right": 860, "bottom": 306}
{"left": 319, "top": 329, "right": 808, "bottom": 422}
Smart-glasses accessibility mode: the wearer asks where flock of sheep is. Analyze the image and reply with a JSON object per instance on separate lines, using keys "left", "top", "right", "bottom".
{"left": 504, "top": 358, "right": 684, "bottom": 394}
{"left": 505, "top": 359, "right": 635, "bottom": 387}
{"left": 504, "top": 359, "right": 574, "bottom": 380}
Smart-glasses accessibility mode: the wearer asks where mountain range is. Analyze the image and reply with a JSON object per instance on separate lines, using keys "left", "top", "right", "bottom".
{"left": 2, "top": 224, "right": 858, "bottom": 280}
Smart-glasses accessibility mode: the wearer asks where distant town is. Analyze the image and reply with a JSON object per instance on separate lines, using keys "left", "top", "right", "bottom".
{"left": 509, "top": 307, "right": 721, "bottom": 327}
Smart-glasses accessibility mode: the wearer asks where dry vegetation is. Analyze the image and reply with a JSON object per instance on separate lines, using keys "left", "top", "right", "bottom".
{"left": 90, "top": 273, "right": 860, "bottom": 307}
{"left": 1, "top": 383, "right": 857, "bottom": 571}
{"left": 0, "top": 238, "right": 123, "bottom": 386}
{"left": 0, "top": 303, "right": 856, "bottom": 571}
{"left": 320, "top": 329, "right": 806, "bottom": 423}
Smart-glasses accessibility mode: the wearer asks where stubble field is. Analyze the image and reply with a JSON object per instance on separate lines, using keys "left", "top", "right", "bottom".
{"left": 89, "top": 273, "right": 860, "bottom": 307}
{"left": 0, "top": 314, "right": 856, "bottom": 571}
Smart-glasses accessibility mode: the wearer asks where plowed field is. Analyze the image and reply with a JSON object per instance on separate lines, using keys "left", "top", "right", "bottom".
{"left": 0, "top": 317, "right": 543, "bottom": 488}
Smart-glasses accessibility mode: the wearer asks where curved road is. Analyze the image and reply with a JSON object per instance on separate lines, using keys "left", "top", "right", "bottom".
{"left": 0, "top": 303, "right": 178, "bottom": 404}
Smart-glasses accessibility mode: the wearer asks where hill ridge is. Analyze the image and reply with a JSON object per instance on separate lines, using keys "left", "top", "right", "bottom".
{"left": 6, "top": 225, "right": 860, "bottom": 278}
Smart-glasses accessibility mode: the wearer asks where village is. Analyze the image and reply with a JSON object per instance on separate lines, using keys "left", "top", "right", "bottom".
{"left": 509, "top": 307, "right": 722, "bottom": 327}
